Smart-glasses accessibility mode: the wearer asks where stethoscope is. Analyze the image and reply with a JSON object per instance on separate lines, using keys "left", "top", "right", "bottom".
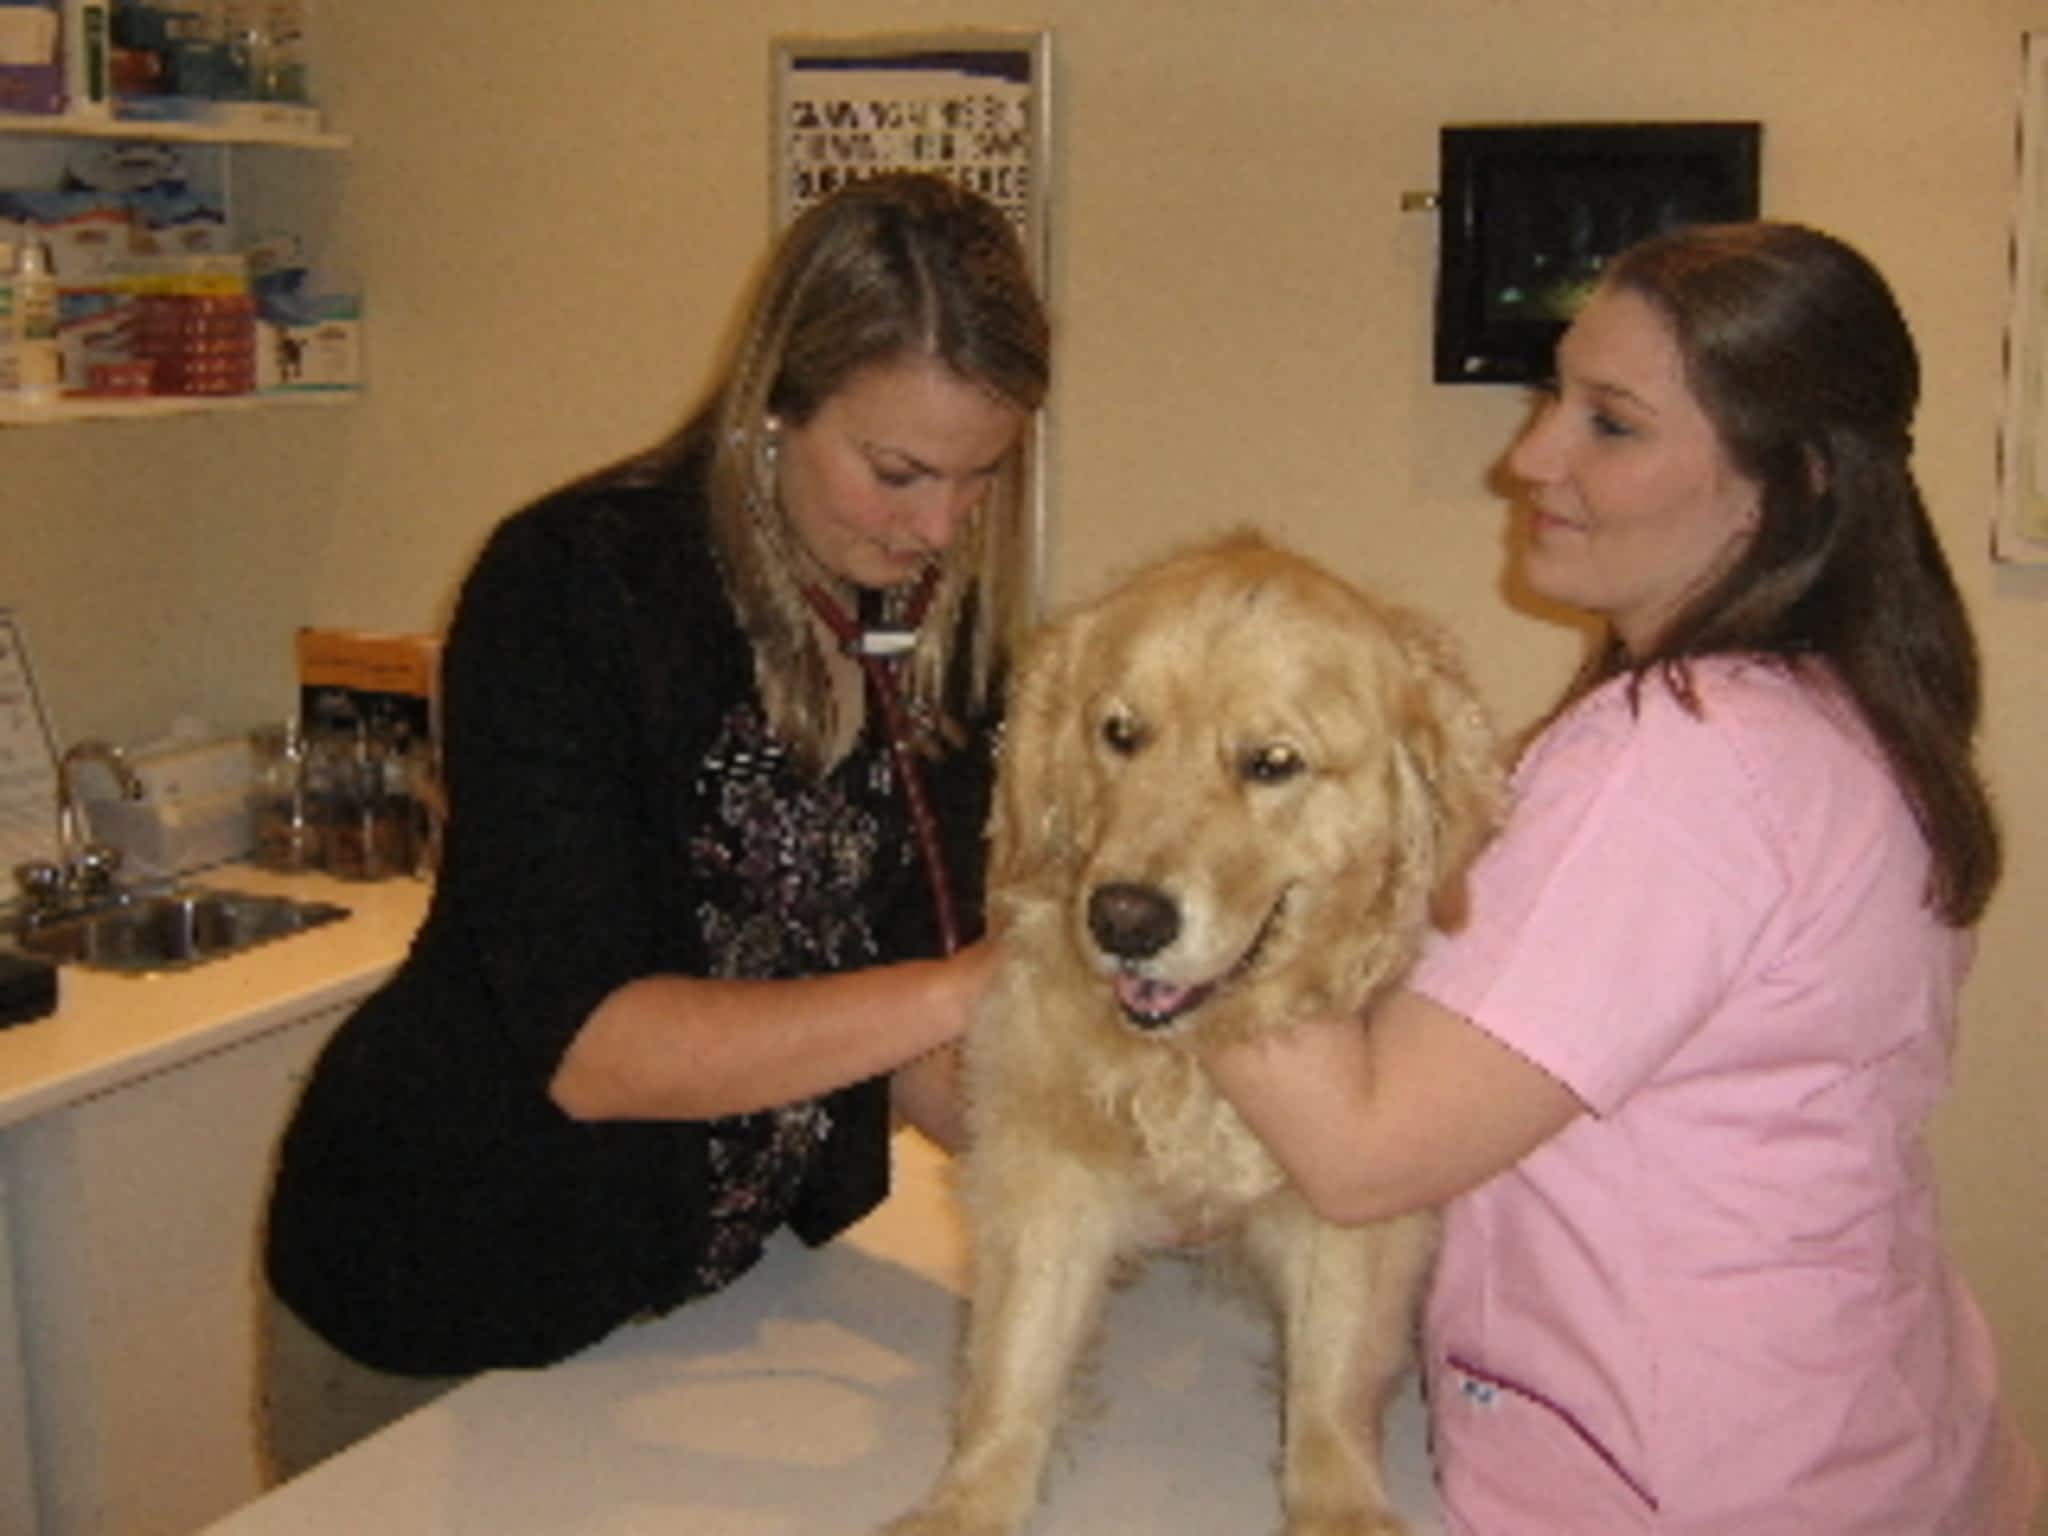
{"left": 800, "top": 571, "right": 962, "bottom": 957}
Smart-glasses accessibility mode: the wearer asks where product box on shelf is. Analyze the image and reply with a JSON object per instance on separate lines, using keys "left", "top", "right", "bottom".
{"left": 117, "top": 251, "right": 254, "bottom": 395}
{"left": 248, "top": 234, "right": 361, "bottom": 394}
{"left": 55, "top": 280, "right": 139, "bottom": 395}
{"left": 296, "top": 627, "right": 440, "bottom": 748}
{"left": 5, "top": 190, "right": 127, "bottom": 280}
{"left": 0, "top": 0, "right": 61, "bottom": 115}
{"left": 257, "top": 292, "right": 359, "bottom": 392}
{"left": 129, "top": 187, "right": 232, "bottom": 258}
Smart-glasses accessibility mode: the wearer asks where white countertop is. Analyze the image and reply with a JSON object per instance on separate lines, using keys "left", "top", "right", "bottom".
{"left": 203, "top": 1132, "right": 1447, "bottom": 1535}
{"left": 0, "top": 866, "right": 428, "bottom": 1127}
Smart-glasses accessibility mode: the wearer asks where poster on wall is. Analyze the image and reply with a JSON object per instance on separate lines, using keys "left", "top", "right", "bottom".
{"left": 770, "top": 29, "right": 1055, "bottom": 593}
{"left": 1996, "top": 31, "right": 2048, "bottom": 565}
{"left": 770, "top": 30, "right": 1052, "bottom": 281}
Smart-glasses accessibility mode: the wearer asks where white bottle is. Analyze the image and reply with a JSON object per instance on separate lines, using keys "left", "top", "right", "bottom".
{"left": 14, "top": 237, "right": 61, "bottom": 404}
{"left": 61, "top": 0, "right": 112, "bottom": 119}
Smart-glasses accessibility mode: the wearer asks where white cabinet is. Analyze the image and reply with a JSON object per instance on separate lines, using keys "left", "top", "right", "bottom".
{"left": 0, "top": 1161, "right": 39, "bottom": 1535}
{"left": 3, "top": 993, "right": 358, "bottom": 1536}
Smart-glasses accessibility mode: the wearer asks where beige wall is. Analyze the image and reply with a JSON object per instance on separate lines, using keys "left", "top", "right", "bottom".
{"left": 6, "top": 0, "right": 2044, "bottom": 1468}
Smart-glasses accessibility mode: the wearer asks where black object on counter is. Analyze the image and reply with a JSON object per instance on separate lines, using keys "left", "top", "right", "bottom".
{"left": 0, "top": 950, "right": 58, "bottom": 1029}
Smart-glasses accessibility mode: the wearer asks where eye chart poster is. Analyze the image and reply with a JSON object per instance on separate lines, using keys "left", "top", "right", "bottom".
{"left": 771, "top": 30, "right": 1051, "bottom": 282}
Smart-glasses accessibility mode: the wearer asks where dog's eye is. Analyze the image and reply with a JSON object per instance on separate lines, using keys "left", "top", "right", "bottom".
{"left": 1101, "top": 712, "right": 1145, "bottom": 756}
{"left": 1241, "top": 742, "right": 1305, "bottom": 783}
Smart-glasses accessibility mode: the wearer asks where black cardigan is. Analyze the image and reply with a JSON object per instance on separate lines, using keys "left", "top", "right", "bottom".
{"left": 264, "top": 453, "right": 995, "bottom": 1375}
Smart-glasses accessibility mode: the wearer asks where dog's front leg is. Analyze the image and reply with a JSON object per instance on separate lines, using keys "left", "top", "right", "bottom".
{"left": 878, "top": 1153, "right": 1125, "bottom": 1536}
{"left": 1245, "top": 1202, "right": 1436, "bottom": 1536}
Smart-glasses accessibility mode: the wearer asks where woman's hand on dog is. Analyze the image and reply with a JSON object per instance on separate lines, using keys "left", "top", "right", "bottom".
{"left": 888, "top": 938, "right": 1003, "bottom": 1153}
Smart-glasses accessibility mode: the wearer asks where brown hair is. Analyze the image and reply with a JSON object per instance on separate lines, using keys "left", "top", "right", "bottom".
{"left": 1572, "top": 221, "right": 1998, "bottom": 924}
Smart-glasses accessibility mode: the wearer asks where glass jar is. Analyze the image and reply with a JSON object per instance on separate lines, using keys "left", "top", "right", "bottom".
{"left": 308, "top": 715, "right": 416, "bottom": 881}
{"left": 248, "top": 720, "right": 319, "bottom": 871}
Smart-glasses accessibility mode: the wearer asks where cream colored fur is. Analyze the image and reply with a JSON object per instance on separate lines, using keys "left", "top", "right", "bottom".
{"left": 881, "top": 534, "right": 1500, "bottom": 1536}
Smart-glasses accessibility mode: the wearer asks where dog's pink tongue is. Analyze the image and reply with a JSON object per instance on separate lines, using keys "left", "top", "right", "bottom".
{"left": 1115, "top": 973, "right": 1193, "bottom": 1020}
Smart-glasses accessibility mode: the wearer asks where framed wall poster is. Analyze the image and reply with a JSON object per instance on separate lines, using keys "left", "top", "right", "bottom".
{"left": 770, "top": 29, "right": 1056, "bottom": 595}
{"left": 1996, "top": 32, "right": 2048, "bottom": 565}
{"left": 771, "top": 29, "right": 1051, "bottom": 279}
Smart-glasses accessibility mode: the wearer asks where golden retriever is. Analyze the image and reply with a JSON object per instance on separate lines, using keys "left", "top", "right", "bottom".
{"left": 882, "top": 534, "right": 1500, "bottom": 1536}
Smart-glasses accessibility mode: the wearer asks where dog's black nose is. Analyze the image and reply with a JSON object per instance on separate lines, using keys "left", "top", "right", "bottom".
{"left": 1087, "top": 882, "right": 1180, "bottom": 960}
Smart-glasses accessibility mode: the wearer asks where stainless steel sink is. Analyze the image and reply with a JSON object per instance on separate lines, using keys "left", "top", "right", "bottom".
{"left": 11, "top": 889, "right": 350, "bottom": 975}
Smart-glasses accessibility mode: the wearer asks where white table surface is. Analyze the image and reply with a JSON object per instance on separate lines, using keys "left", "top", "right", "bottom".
{"left": 206, "top": 1133, "right": 1446, "bottom": 1534}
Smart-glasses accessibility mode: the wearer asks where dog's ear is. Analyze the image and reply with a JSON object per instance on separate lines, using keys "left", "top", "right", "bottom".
{"left": 1281, "top": 605, "right": 1502, "bottom": 1018}
{"left": 988, "top": 605, "right": 1101, "bottom": 895}
{"left": 1383, "top": 612, "right": 1504, "bottom": 930}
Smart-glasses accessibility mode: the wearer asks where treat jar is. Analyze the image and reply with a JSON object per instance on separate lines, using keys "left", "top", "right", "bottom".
{"left": 307, "top": 715, "right": 417, "bottom": 880}
{"left": 249, "top": 720, "right": 320, "bottom": 871}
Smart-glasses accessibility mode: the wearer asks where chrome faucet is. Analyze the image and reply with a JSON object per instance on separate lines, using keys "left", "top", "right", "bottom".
{"left": 53, "top": 740, "right": 142, "bottom": 900}
{"left": 10, "top": 741, "right": 145, "bottom": 922}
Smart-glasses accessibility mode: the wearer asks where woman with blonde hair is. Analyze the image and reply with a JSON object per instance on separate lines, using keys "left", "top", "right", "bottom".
{"left": 262, "top": 172, "right": 1049, "bottom": 1479}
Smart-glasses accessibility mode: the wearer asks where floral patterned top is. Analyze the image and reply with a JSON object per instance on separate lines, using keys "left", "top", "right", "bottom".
{"left": 687, "top": 703, "right": 909, "bottom": 1292}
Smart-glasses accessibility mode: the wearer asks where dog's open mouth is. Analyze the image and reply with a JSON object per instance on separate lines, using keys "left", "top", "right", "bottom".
{"left": 1111, "top": 892, "right": 1288, "bottom": 1032}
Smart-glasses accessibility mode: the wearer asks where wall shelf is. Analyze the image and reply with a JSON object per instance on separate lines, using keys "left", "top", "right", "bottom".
{"left": 0, "top": 390, "right": 356, "bottom": 426}
{"left": 0, "top": 109, "right": 347, "bottom": 149}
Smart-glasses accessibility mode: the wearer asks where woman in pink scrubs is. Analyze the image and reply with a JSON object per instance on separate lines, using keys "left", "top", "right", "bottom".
{"left": 1206, "top": 222, "right": 2042, "bottom": 1532}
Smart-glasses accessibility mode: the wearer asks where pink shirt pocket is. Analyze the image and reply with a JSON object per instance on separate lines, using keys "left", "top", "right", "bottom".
{"left": 1430, "top": 1350, "right": 1659, "bottom": 1533}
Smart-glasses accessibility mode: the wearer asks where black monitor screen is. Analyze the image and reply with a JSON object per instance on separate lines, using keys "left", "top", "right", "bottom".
{"left": 1434, "top": 122, "right": 1762, "bottom": 384}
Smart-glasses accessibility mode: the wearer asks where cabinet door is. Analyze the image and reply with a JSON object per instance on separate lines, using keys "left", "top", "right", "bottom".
{"left": 0, "top": 1161, "right": 40, "bottom": 1535}
{"left": 9, "top": 999, "right": 355, "bottom": 1536}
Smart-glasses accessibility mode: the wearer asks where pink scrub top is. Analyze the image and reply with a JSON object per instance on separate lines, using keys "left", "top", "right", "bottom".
{"left": 1408, "top": 659, "right": 2042, "bottom": 1534}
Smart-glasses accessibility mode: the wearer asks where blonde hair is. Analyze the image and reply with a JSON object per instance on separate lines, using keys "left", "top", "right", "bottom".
{"left": 687, "top": 173, "right": 1050, "bottom": 774}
